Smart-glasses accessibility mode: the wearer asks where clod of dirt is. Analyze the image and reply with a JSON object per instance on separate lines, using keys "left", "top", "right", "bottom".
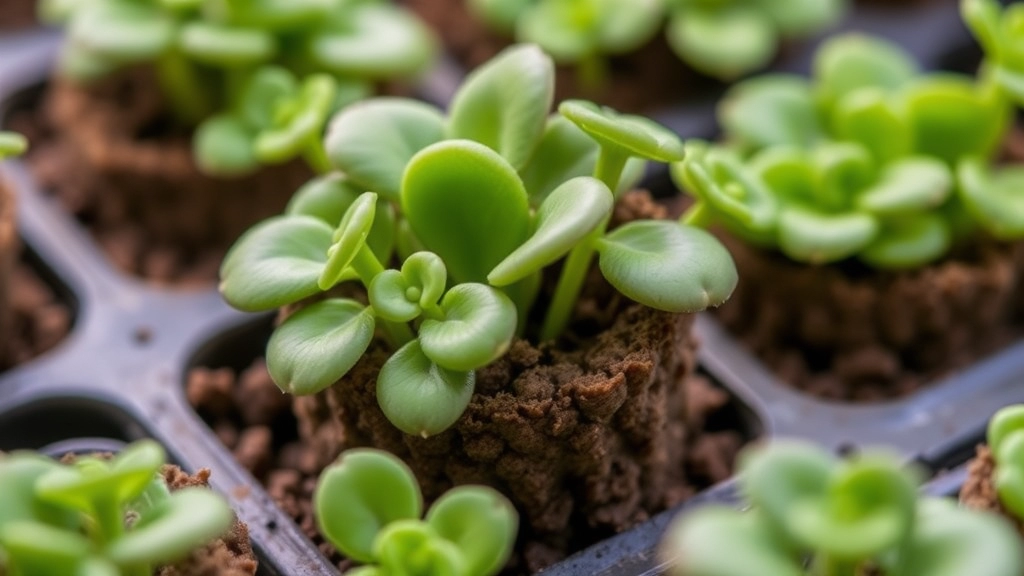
{"left": 961, "top": 445, "right": 1024, "bottom": 537}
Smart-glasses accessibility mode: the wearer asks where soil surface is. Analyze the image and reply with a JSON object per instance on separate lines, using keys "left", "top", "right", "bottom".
{"left": 0, "top": 0, "right": 36, "bottom": 30}
{"left": 11, "top": 69, "right": 310, "bottom": 286}
{"left": 401, "top": 0, "right": 716, "bottom": 112}
{"left": 961, "top": 445, "right": 1024, "bottom": 537}
{"left": 0, "top": 179, "right": 16, "bottom": 365}
{"left": 715, "top": 234, "right": 1021, "bottom": 401}
{"left": 189, "top": 192, "right": 748, "bottom": 574}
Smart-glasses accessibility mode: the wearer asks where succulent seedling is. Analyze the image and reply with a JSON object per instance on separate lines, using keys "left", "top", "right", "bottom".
{"left": 0, "top": 439, "right": 234, "bottom": 576}
{"left": 660, "top": 440, "right": 1024, "bottom": 576}
{"left": 0, "top": 132, "right": 28, "bottom": 160}
{"left": 41, "top": 0, "right": 437, "bottom": 176}
{"left": 963, "top": 0, "right": 1024, "bottom": 106}
{"left": 986, "top": 405, "right": 1024, "bottom": 520}
{"left": 220, "top": 44, "right": 738, "bottom": 436}
{"left": 315, "top": 449, "right": 518, "bottom": 576}
{"left": 467, "top": 0, "right": 846, "bottom": 85}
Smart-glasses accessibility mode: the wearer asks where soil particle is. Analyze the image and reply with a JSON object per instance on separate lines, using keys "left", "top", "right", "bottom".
{"left": 715, "top": 233, "right": 1021, "bottom": 401}
{"left": 961, "top": 445, "right": 1024, "bottom": 537}
{"left": 12, "top": 68, "right": 309, "bottom": 285}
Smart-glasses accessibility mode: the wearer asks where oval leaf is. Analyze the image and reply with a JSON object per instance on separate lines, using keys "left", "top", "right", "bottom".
{"left": 857, "top": 157, "right": 952, "bottom": 216}
{"left": 559, "top": 100, "right": 685, "bottom": 163}
{"left": 718, "top": 75, "right": 820, "bottom": 152}
{"left": 375, "top": 520, "right": 466, "bottom": 576}
{"left": 319, "top": 192, "right": 377, "bottom": 290}
{"left": 377, "top": 341, "right": 475, "bottom": 437}
{"left": 666, "top": 6, "right": 777, "bottom": 80}
{"left": 69, "top": 2, "right": 175, "bottom": 62}
{"left": 595, "top": 221, "right": 738, "bottom": 312}
{"left": 267, "top": 299, "right": 375, "bottom": 395}
{"left": 418, "top": 284, "right": 517, "bottom": 372}
{"left": 314, "top": 449, "right": 422, "bottom": 563}
{"left": 179, "top": 22, "right": 276, "bottom": 67}
{"left": 426, "top": 487, "right": 518, "bottom": 576}
{"left": 860, "top": 213, "right": 951, "bottom": 269}
{"left": 776, "top": 207, "right": 878, "bottom": 264}
{"left": 307, "top": 3, "right": 437, "bottom": 77}
{"left": 957, "top": 158, "right": 1024, "bottom": 239}
{"left": 194, "top": 114, "right": 259, "bottom": 177}
{"left": 903, "top": 74, "right": 1009, "bottom": 164}
{"left": 814, "top": 34, "right": 917, "bottom": 108}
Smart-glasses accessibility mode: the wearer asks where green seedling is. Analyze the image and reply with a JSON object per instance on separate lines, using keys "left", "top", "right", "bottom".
{"left": 315, "top": 449, "right": 518, "bottom": 576}
{"left": 0, "top": 132, "right": 28, "bottom": 160}
{"left": 986, "top": 405, "right": 1024, "bottom": 520}
{"left": 467, "top": 0, "right": 845, "bottom": 85}
{"left": 963, "top": 0, "right": 1024, "bottom": 105}
{"left": 0, "top": 439, "right": 234, "bottom": 576}
{"left": 660, "top": 440, "right": 1024, "bottom": 576}
{"left": 674, "top": 26, "right": 1024, "bottom": 267}
{"left": 41, "top": 0, "right": 437, "bottom": 176}
{"left": 219, "top": 44, "right": 738, "bottom": 436}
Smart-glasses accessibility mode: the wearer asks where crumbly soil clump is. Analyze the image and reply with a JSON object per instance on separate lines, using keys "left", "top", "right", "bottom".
{"left": 960, "top": 445, "right": 1024, "bottom": 538}
{"left": 12, "top": 68, "right": 309, "bottom": 286}
{"left": 715, "top": 233, "right": 1020, "bottom": 401}
{"left": 401, "top": 0, "right": 712, "bottom": 112}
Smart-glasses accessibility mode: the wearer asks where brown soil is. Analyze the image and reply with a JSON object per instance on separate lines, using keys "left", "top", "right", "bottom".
{"left": 0, "top": 179, "right": 16, "bottom": 364}
{"left": 401, "top": 0, "right": 714, "bottom": 112}
{"left": 715, "top": 233, "right": 1021, "bottom": 402}
{"left": 0, "top": 0, "right": 36, "bottom": 30}
{"left": 960, "top": 445, "right": 1024, "bottom": 537}
{"left": 11, "top": 68, "right": 310, "bottom": 286}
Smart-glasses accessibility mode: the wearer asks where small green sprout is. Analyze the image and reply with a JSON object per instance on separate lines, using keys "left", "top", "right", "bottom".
{"left": 660, "top": 440, "right": 1024, "bottom": 576}
{"left": 314, "top": 449, "right": 518, "bottom": 576}
{"left": 0, "top": 132, "right": 28, "bottom": 160}
{"left": 467, "top": 0, "right": 846, "bottom": 86}
{"left": 986, "top": 405, "right": 1024, "bottom": 520}
{"left": 41, "top": 0, "right": 437, "bottom": 176}
{"left": 219, "top": 44, "right": 738, "bottom": 436}
{"left": 674, "top": 27, "right": 1024, "bottom": 268}
{"left": 0, "top": 439, "right": 234, "bottom": 576}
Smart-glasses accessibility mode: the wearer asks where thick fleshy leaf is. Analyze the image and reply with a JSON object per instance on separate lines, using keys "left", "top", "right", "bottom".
{"left": 957, "top": 158, "right": 1024, "bottom": 239}
{"left": 69, "top": 2, "right": 175, "bottom": 62}
{"left": 814, "top": 34, "right": 917, "bottom": 109}
{"left": 832, "top": 88, "right": 910, "bottom": 163}
{"left": 0, "top": 131, "right": 28, "bottom": 160}
{"left": 35, "top": 441, "right": 164, "bottom": 514}
{"left": 307, "top": 3, "right": 436, "bottom": 77}
{"left": 718, "top": 75, "right": 821, "bottom": 151}
{"left": 596, "top": 221, "right": 738, "bottom": 312}
{"left": 179, "top": 22, "right": 276, "bottom": 67}
{"left": 376, "top": 341, "right": 476, "bottom": 437}
{"left": 234, "top": 67, "right": 297, "bottom": 131}
{"left": 402, "top": 140, "right": 531, "bottom": 283}
{"left": 319, "top": 192, "right": 377, "bottom": 290}
{"left": 314, "top": 449, "right": 423, "bottom": 563}
{"left": 220, "top": 216, "right": 333, "bottom": 311}
{"left": 107, "top": 489, "right": 233, "bottom": 566}
{"left": 860, "top": 213, "right": 951, "bottom": 269}
{"left": 220, "top": 0, "right": 332, "bottom": 30}
{"left": 267, "top": 299, "right": 376, "bottom": 395}
{"left": 426, "top": 487, "right": 518, "bottom": 576}
{"left": 994, "top": 433, "right": 1024, "bottom": 519}
{"left": 468, "top": 0, "right": 532, "bottom": 32}
{"left": 559, "top": 100, "right": 685, "bottom": 163}
{"left": 418, "top": 284, "right": 517, "bottom": 372}
{"left": 666, "top": 6, "right": 777, "bottom": 80}
{"left": 194, "top": 115, "right": 258, "bottom": 176}
{"left": 255, "top": 75, "right": 336, "bottom": 164}
{"left": 761, "top": 0, "right": 845, "bottom": 36}
{"left": 489, "top": 177, "right": 613, "bottom": 286}
{"left": 374, "top": 521, "right": 466, "bottom": 576}
{"left": 662, "top": 507, "right": 804, "bottom": 576}
{"left": 448, "top": 44, "right": 554, "bottom": 170}
{"left": 368, "top": 252, "right": 447, "bottom": 323}
{"left": 857, "top": 157, "right": 952, "bottom": 216}
{"left": 517, "top": 1, "right": 595, "bottom": 62}
{"left": 325, "top": 98, "right": 446, "bottom": 201}
{"left": 777, "top": 206, "right": 878, "bottom": 264}
{"left": 810, "top": 142, "right": 874, "bottom": 212}
{"left": 989, "top": 405, "right": 1024, "bottom": 456}
{"left": 0, "top": 453, "right": 72, "bottom": 528}
{"left": 903, "top": 74, "right": 1009, "bottom": 163}
{"left": 0, "top": 520, "right": 93, "bottom": 575}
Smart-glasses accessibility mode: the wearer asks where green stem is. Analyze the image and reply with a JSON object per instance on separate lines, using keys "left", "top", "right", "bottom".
{"left": 539, "top": 146, "right": 629, "bottom": 341}
{"left": 156, "top": 50, "right": 213, "bottom": 126}
{"left": 680, "top": 200, "right": 713, "bottom": 228}
{"left": 576, "top": 52, "right": 609, "bottom": 96}
{"left": 351, "top": 247, "right": 415, "bottom": 347}
{"left": 91, "top": 497, "right": 124, "bottom": 546}
{"left": 810, "top": 555, "right": 858, "bottom": 576}
{"left": 302, "top": 137, "right": 332, "bottom": 174}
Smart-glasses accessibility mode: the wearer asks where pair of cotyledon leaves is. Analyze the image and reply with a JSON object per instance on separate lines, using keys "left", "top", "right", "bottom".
{"left": 0, "top": 440, "right": 233, "bottom": 576}
{"left": 315, "top": 449, "right": 517, "bottom": 576}
{"left": 663, "top": 440, "right": 1023, "bottom": 576}
{"left": 675, "top": 32, "right": 1024, "bottom": 268}
{"left": 468, "top": 0, "right": 845, "bottom": 80}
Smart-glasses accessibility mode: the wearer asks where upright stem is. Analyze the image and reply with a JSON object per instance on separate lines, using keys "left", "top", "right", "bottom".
{"left": 91, "top": 497, "right": 124, "bottom": 546}
{"left": 350, "top": 247, "right": 415, "bottom": 347}
{"left": 680, "top": 200, "right": 713, "bottom": 228}
{"left": 576, "top": 52, "right": 609, "bottom": 96}
{"left": 302, "top": 137, "right": 332, "bottom": 174}
{"left": 156, "top": 50, "right": 213, "bottom": 126}
{"left": 540, "top": 146, "right": 628, "bottom": 341}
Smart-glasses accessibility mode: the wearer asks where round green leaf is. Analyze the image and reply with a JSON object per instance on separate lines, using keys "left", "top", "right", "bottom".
{"left": 0, "top": 132, "right": 28, "bottom": 160}
{"left": 739, "top": 441, "right": 832, "bottom": 541}
{"left": 595, "top": 221, "right": 738, "bottom": 312}
{"left": 448, "top": 44, "right": 554, "bottom": 170}
{"left": 860, "top": 213, "right": 950, "bottom": 269}
{"left": 777, "top": 207, "right": 878, "bottom": 264}
{"left": 325, "top": 98, "right": 446, "bottom": 202}
{"left": 314, "top": 449, "right": 422, "bottom": 564}
{"left": 107, "top": 488, "right": 233, "bottom": 566}
{"left": 426, "top": 487, "right": 518, "bottom": 576}
{"left": 518, "top": 1, "right": 595, "bottom": 62}
{"left": 307, "top": 3, "right": 437, "bottom": 78}
{"left": 194, "top": 114, "right": 258, "bottom": 177}
{"left": 402, "top": 140, "right": 531, "bottom": 283}
{"left": 559, "top": 100, "right": 685, "bottom": 163}
{"left": 468, "top": 0, "right": 532, "bottom": 32}
{"left": 179, "top": 22, "right": 276, "bottom": 67}
{"left": 266, "top": 299, "right": 376, "bottom": 395}
{"left": 234, "top": 67, "right": 297, "bottom": 131}
{"left": 255, "top": 75, "right": 336, "bottom": 165}
{"left": 368, "top": 252, "right": 447, "bottom": 323}
{"left": 718, "top": 75, "right": 821, "bottom": 152}
{"left": 762, "top": 0, "right": 845, "bottom": 36}
{"left": 666, "top": 6, "right": 777, "bottom": 80}
{"left": 418, "top": 284, "right": 517, "bottom": 372}
{"left": 0, "top": 521, "right": 93, "bottom": 575}
{"left": 814, "top": 34, "right": 917, "bottom": 109}
{"left": 902, "top": 74, "right": 1009, "bottom": 163}
{"left": 957, "top": 158, "right": 1024, "bottom": 240}
{"left": 319, "top": 192, "right": 377, "bottom": 290}
{"left": 832, "top": 88, "right": 910, "bottom": 163}
{"left": 377, "top": 341, "right": 476, "bottom": 438}
{"left": 489, "top": 176, "right": 614, "bottom": 286}
{"left": 0, "top": 454, "right": 71, "bottom": 528}
{"left": 857, "top": 157, "right": 952, "bottom": 216}
{"left": 994, "top": 432, "right": 1024, "bottom": 520}
{"left": 286, "top": 173, "right": 361, "bottom": 225}
{"left": 35, "top": 441, "right": 165, "bottom": 513}
{"left": 219, "top": 215, "right": 334, "bottom": 311}
{"left": 989, "top": 405, "right": 1024, "bottom": 456}
{"left": 374, "top": 520, "right": 466, "bottom": 576}
{"left": 810, "top": 142, "right": 874, "bottom": 212}
{"left": 69, "top": 2, "right": 176, "bottom": 62}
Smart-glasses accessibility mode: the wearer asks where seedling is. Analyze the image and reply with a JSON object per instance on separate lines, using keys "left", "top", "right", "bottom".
{"left": 219, "top": 44, "right": 738, "bottom": 436}
{"left": 467, "top": 0, "right": 845, "bottom": 85}
{"left": 963, "top": 0, "right": 1024, "bottom": 105}
{"left": 986, "top": 405, "right": 1024, "bottom": 520}
{"left": 674, "top": 24, "right": 1024, "bottom": 268}
{"left": 41, "top": 0, "right": 437, "bottom": 176}
{"left": 0, "top": 439, "right": 234, "bottom": 576}
{"left": 0, "top": 132, "right": 28, "bottom": 160}
{"left": 660, "top": 440, "right": 1024, "bottom": 576}
{"left": 314, "top": 448, "right": 517, "bottom": 576}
